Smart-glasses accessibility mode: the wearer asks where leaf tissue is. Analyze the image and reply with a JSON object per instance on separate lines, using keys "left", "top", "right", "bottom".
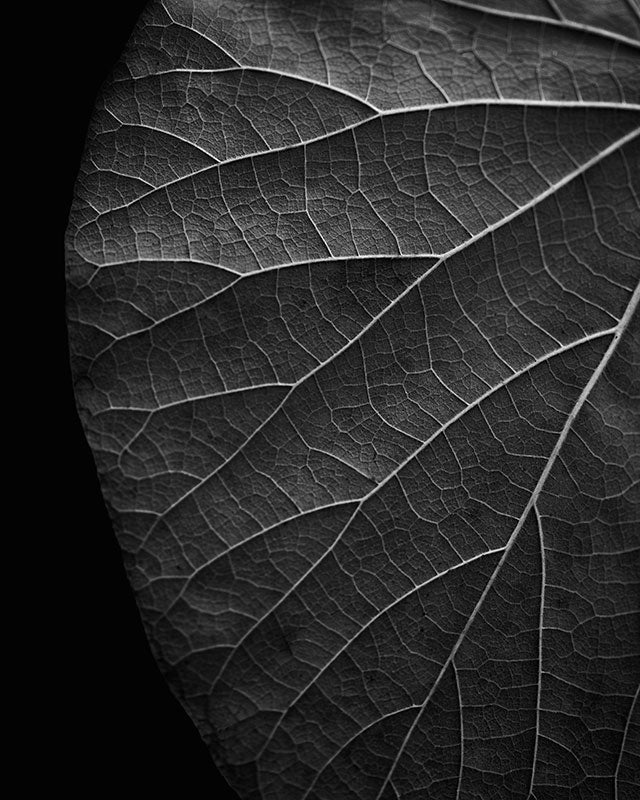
{"left": 66, "top": 1, "right": 640, "bottom": 797}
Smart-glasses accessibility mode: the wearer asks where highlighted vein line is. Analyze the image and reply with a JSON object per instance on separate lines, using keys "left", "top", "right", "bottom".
{"left": 373, "top": 279, "right": 640, "bottom": 800}
{"left": 106, "top": 382, "right": 291, "bottom": 414}
{"left": 125, "top": 64, "right": 378, "bottom": 112}
{"left": 614, "top": 684, "right": 639, "bottom": 799}
{"left": 137, "top": 125, "right": 639, "bottom": 548}
{"left": 528, "top": 504, "right": 546, "bottom": 799}
{"left": 79, "top": 100, "right": 640, "bottom": 223}
{"left": 439, "top": 0, "right": 640, "bottom": 49}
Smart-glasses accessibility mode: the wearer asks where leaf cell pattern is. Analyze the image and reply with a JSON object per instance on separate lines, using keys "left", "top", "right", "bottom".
{"left": 66, "top": 2, "right": 640, "bottom": 798}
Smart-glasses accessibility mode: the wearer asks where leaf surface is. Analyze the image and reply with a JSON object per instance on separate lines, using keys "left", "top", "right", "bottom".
{"left": 66, "top": 1, "right": 640, "bottom": 798}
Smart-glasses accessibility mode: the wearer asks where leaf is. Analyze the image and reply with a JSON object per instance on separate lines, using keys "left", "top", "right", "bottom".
{"left": 66, "top": 1, "right": 640, "bottom": 798}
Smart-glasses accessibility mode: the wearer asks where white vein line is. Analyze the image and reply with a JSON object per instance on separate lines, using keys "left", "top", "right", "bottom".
{"left": 454, "top": 660, "right": 465, "bottom": 800}
{"left": 374, "top": 279, "right": 640, "bottom": 800}
{"left": 103, "top": 382, "right": 291, "bottom": 414}
{"left": 136, "top": 124, "right": 639, "bottom": 546}
{"left": 84, "top": 166, "right": 155, "bottom": 190}
{"left": 121, "top": 64, "right": 379, "bottom": 112}
{"left": 78, "top": 100, "right": 640, "bottom": 225}
{"left": 547, "top": 674, "right": 638, "bottom": 697}
{"left": 84, "top": 252, "right": 421, "bottom": 281}
{"left": 614, "top": 683, "right": 639, "bottom": 799}
{"left": 624, "top": 0, "right": 640, "bottom": 24}
{"left": 528, "top": 503, "right": 546, "bottom": 798}
{"left": 103, "top": 119, "right": 220, "bottom": 162}
{"left": 546, "top": 0, "right": 564, "bottom": 21}
{"left": 438, "top": 0, "right": 640, "bottom": 49}
{"left": 394, "top": 41, "right": 450, "bottom": 102}
{"left": 86, "top": 256, "right": 241, "bottom": 274}
{"left": 88, "top": 277, "right": 244, "bottom": 351}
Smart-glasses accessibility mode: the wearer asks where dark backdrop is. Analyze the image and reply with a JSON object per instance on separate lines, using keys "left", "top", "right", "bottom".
{"left": 60, "top": 3, "right": 237, "bottom": 795}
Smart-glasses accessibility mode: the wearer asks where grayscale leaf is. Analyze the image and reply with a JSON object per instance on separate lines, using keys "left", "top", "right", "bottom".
{"left": 66, "top": 1, "right": 640, "bottom": 798}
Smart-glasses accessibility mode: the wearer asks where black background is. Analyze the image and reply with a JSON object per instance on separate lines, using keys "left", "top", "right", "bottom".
{"left": 60, "top": 2, "right": 237, "bottom": 795}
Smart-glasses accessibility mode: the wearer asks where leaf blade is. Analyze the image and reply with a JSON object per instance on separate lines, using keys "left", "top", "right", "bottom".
{"left": 67, "top": 2, "right": 640, "bottom": 798}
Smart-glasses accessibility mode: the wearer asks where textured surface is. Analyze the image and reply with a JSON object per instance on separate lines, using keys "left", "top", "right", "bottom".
{"left": 66, "top": 1, "right": 640, "bottom": 798}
